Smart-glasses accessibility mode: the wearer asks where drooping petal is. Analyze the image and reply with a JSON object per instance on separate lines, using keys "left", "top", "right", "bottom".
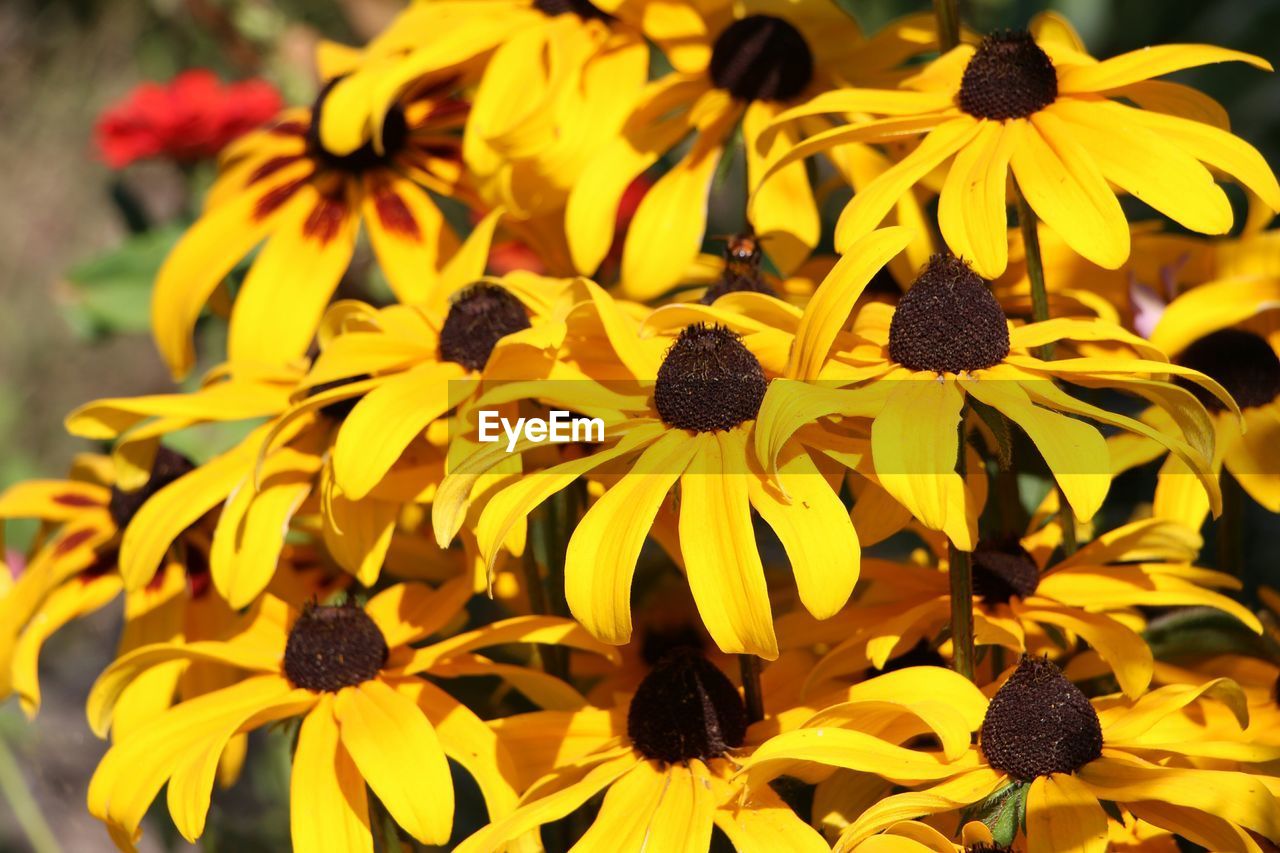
{"left": 938, "top": 120, "right": 1019, "bottom": 278}
{"left": 291, "top": 697, "right": 372, "bottom": 853}
{"left": 563, "top": 431, "right": 697, "bottom": 646}
{"left": 1025, "top": 773, "right": 1108, "bottom": 853}
{"left": 1015, "top": 603, "right": 1153, "bottom": 697}
{"left": 334, "top": 679, "right": 454, "bottom": 845}
{"left": 1058, "top": 44, "right": 1272, "bottom": 93}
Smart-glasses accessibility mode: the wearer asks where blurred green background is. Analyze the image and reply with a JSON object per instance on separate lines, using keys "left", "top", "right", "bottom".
{"left": 0, "top": 0, "right": 1278, "bottom": 849}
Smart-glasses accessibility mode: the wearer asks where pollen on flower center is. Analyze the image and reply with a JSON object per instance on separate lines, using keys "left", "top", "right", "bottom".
{"left": 438, "top": 284, "right": 532, "bottom": 372}
{"left": 307, "top": 79, "right": 410, "bottom": 172}
{"left": 980, "top": 656, "right": 1103, "bottom": 781}
{"left": 1175, "top": 328, "right": 1280, "bottom": 412}
{"left": 533, "top": 0, "right": 613, "bottom": 22}
{"left": 627, "top": 648, "right": 748, "bottom": 764}
{"left": 654, "top": 324, "right": 767, "bottom": 432}
{"left": 888, "top": 254, "right": 1010, "bottom": 374}
{"left": 709, "top": 15, "right": 815, "bottom": 103}
{"left": 283, "top": 601, "right": 388, "bottom": 692}
{"left": 109, "top": 447, "right": 196, "bottom": 530}
{"left": 701, "top": 233, "right": 777, "bottom": 304}
{"left": 959, "top": 30, "right": 1058, "bottom": 120}
{"left": 971, "top": 536, "right": 1040, "bottom": 605}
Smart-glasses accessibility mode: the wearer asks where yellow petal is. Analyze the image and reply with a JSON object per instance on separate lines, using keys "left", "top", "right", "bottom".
{"left": 363, "top": 174, "right": 455, "bottom": 304}
{"left": 1025, "top": 773, "right": 1108, "bottom": 853}
{"left": 334, "top": 679, "right": 453, "bottom": 844}
{"left": 744, "top": 101, "right": 820, "bottom": 276}
{"left": 291, "top": 697, "right": 373, "bottom": 853}
{"left": 834, "top": 118, "right": 982, "bottom": 252}
{"left": 1049, "top": 100, "right": 1233, "bottom": 235}
{"left": 1012, "top": 112, "right": 1129, "bottom": 270}
{"left": 1016, "top": 603, "right": 1152, "bottom": 698}
{"left": 938, "top": 120, "right": 1019, "bottom": 278}
{"left": 679, "top": 432, "right": 778, "bottom": 659}
{"left": 871, "top": 377, "right": 976, "bottom": 551}
{"left": 788, "top": 226, "right": 915, "bottom": 379}
{"left": 747, "top": 440, "right": 859, "bottom": 620}
{"left": 563, "top": 430, "right": 696, "bottom": 646}
{"left": 1059, "top": 44, "right": 1272, "bottom": 93}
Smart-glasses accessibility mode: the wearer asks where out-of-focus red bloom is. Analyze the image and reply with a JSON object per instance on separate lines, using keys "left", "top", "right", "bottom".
{"left": 94, "top": 70, "right": 282, "bottom": 169}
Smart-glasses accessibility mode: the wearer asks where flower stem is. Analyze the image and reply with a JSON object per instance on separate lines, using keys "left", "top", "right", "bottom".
{"left": 0, "top": 729, "right": 59, "bottom": 853}
{"left": 522, "top": 530, "right": 568, "bottom": 681}
{"left": 1015, "top": 180, "right": 1078, "bottom": 556}
{"left": 1219, "top": 469, "right": 1249, "bottom": 599}
{"left": 950, "top": 404, "right": 976, "bottom": 681}
{"left": 739, "top": 655, "right": 765, "bottom": 724}
{"left": 932, "top": 0, "right": 961, "bottom": 52}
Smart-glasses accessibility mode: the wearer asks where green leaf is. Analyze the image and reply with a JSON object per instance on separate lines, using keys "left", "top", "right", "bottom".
{"left": 960, "top": 779, "right": 1029, "bottom": 847}
{"left": 61, "top": 224, "right": 186, "bottom": 339}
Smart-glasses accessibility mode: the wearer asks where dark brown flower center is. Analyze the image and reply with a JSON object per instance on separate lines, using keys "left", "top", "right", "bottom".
{"left": 283, "top": 602, "right": 388, "bottom": 692}
{"left": 701, "top": 233, "right": 777, "bottom": 304}
{"left": 709, "top": 15, "right": 814, "bottom": 102}
{"left": 654, "top": 324, "right": 767, "bottom": 432}
{"left": 627, "top": 648, "right": 748, "bottom": 763}
{"left": 307, "top": 79, "right": 409, "bottom": 173}
{"left": 438, "top": 284, "right": 532, "bottom": 372}
{"left": 533, "top": 0, "right": 612, "bottom": 21}
{"left": 959, "top": 30, "right": 1058, "bottom": 120}
{"left": 1175, "top": 328, "right": 1280, "bottom": 412}
{"left": 980, "top": 656, "right": 1102, "bottom": 781}
{"left": 888, "top": 255, "right": 1010, "bottom": 374}
{"left": 108, "top": 447, "right": 196, "bottom": 530}
{"left": 971, "top": 536, "right": 1040, "bottom": 605}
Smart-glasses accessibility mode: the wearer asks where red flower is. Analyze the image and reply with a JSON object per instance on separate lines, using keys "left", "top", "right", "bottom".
{"left": 94, "top": 70, "right": 282, "bottom": 169}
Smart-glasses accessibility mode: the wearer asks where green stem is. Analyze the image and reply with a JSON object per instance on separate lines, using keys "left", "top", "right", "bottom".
{"left": 739, "top": 655, "right": 766, "bottom": 724}
{"left": 950, "top": 405, "right": 976, "bottom": 682}
{"left": 0, "top": 732, "right": 60, "bottom": 853}
{"left": 1015, "top": 179, "right": 1077, "bottom": 556}
{"left": 1219, "top": 469, "right": 1248, "bottom": 598}
{"left": 932, "top": 0, "right": 961, "bottom": 53}
{"left": 521, "top": 537, "right": 567, "bottom": 681}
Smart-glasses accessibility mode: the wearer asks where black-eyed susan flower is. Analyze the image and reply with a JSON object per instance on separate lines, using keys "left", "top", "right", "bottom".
{"left": 805, "top": 517, "right": 1261, "bottom": 699}
{"left": 749, "top": 655, "right": 1280, "bottom": 853}
{"left": 152, "top": 62, "right": 472, "bottom": 378}
{"left": 85, "top": 578, "right": 616, "bottom": 850}
{"left": 459, "top": 650, "right": 984, "bottom": 852}
{"left": 1108, "top": 277, "right": 1280, "bottom": 527}
{"left": 760, "top": 13, "right": 1280, "bottom": 278}
{"left": 314, "top": 0, "right": 649, "bottom": 220}
{"left": 433, "top": 263, "right": 884, "bottom": 658}
{"left": 755, "top": 250, "right": 1234, "bottom": 550}
{"left": 564, "top": 1, "right": 938, "bottom": 299}
{"left": 0, "top": 451, "right": 243, "bottom": 720}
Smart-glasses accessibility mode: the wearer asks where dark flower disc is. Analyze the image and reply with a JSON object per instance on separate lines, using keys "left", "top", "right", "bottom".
{"left": 307, "top": 78, "right": 410, "bottom": 172}
{"left": 959, "top": 30, "right": 1058, "bottom": 120}
{"left": 108, "top": 447, "right": 197, "bottom": 531}
{"left": 710, "top": 15, "right": 814, "bottom": 102}
{"left": 654, "top": 324, "right": 767, "bottom": 432}
{"left": 283, "top": 601, "right": 389, "bottom": 692}
{"left": 1175, "top": 328, "right": 1280, "bottom": 412}
{"left": 627, "top": 648, "right": 748, "bottom": 764}
{"left": 971, "top": 536, "right": 1040, "bottom": 605}
{"left": 438, "top": 284, "right": 532, "bottom": 372}
{"left": 888, "top": 254, "right": 1010, "bottom": 374}
{"left": 980, "top": 656, "right": 1103, "bottom": 781}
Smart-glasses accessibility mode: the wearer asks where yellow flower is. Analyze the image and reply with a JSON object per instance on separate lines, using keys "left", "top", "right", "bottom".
{"left": 459, "top": 650, "right": 982, "bottom": 852}
{"left": 434, "top": 272, "right": 877, "bottom": 659}
{"left": 754, "top": 246, "right": 1234, "bottom": 550}
{"left": 153, "top": 66, "right": 471, "bottom": 379}
{"left": 565, "top": 1, "right": 938, "bottom": 299}
{"left": 1111, "top": 277, "right": 1280, "bottom": 526}
{"left": 806, "top": 517, "right": 1260, "bottom": 700}
{"left": 747, "top": 656, "right": 1280, "bottom": 852}
{"left": 316, "top": 0, "right": 649, "bottom": 219}
{"left": 0, "top": 451, "right": 256, "bottom": 725}
{"left": 85, "top": 578, "right": 616, "bottom": 850}
{"left": 760, "top": 13, "right": 1280, "bottom": 278}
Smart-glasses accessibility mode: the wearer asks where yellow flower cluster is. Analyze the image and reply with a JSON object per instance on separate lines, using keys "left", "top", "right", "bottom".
{"left": 4, "top": 2, "right": 1280, "bottom": 852}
